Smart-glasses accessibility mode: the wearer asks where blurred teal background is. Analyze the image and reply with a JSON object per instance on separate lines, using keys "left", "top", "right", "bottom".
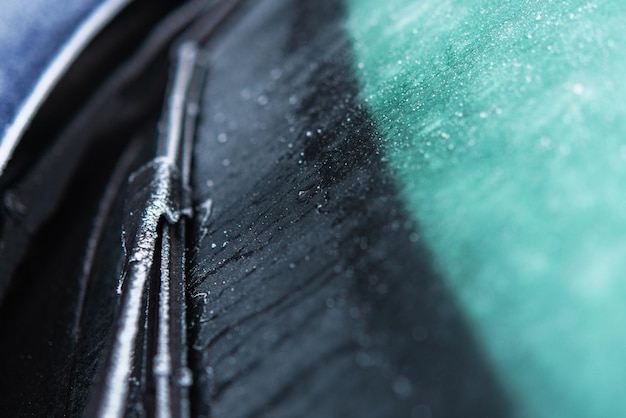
{"left": 348, "top": 1, "right": 626, "bottom": 416}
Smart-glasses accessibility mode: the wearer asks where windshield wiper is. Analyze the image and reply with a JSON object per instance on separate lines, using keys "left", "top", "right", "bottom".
{"left": 87, "top": 41, "right": 201, "bottom": 418}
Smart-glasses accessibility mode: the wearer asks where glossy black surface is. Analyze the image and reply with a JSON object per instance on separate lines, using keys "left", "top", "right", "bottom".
{"left": 187, "top": 0, "right": 509, "bottom": 416}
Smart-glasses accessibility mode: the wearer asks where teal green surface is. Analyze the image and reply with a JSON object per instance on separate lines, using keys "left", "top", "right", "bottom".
{"left": 346, "top": 1, "right": 626, "bottom": 416}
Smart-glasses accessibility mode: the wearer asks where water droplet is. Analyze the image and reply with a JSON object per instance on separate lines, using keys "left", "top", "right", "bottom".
{"left": 177, "top": 368, "right": 193, "bottom": 387}
{"left": 154, "top": 354, "right": 170, "bottom": 376}
{"left": 257, "top": 95, "right": 268, "bottom": 105}
{"left": 270, "top": 68, "right": 282, "bottom": 80}
{"left": 240, "top": 88, "right": 251, "bottom": 100}
{"left": 393, "top": 376, "right": 413, "bottom": 399}
{"left": 350, "top": 307, "right": 361, "bottom": 319}
{"left": 217, "top": 133, "right": 228, "bottom": 143}
{"left": 187, "top": 102, "right": 199, "bottom": 116}
{"left": 222, "top": 159, "right": 230, "bottom": 167}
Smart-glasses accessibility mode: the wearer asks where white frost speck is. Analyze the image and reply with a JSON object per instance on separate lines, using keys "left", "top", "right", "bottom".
{"left": 572, "top": 83, "right": 585, "bottom": 95}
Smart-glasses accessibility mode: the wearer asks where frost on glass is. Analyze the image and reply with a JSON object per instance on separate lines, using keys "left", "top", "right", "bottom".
{"left": 348, "top": 1, "right": 626, "bottom": 417}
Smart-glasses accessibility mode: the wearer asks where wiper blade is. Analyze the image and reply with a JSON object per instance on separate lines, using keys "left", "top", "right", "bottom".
{"left": 87, "top": 41, "right": 202, "bottom": 418}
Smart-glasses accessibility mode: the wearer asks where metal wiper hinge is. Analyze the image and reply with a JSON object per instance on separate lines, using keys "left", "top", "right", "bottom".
{"left": 87, "top": 41, "right": 203, "bottom": 418}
